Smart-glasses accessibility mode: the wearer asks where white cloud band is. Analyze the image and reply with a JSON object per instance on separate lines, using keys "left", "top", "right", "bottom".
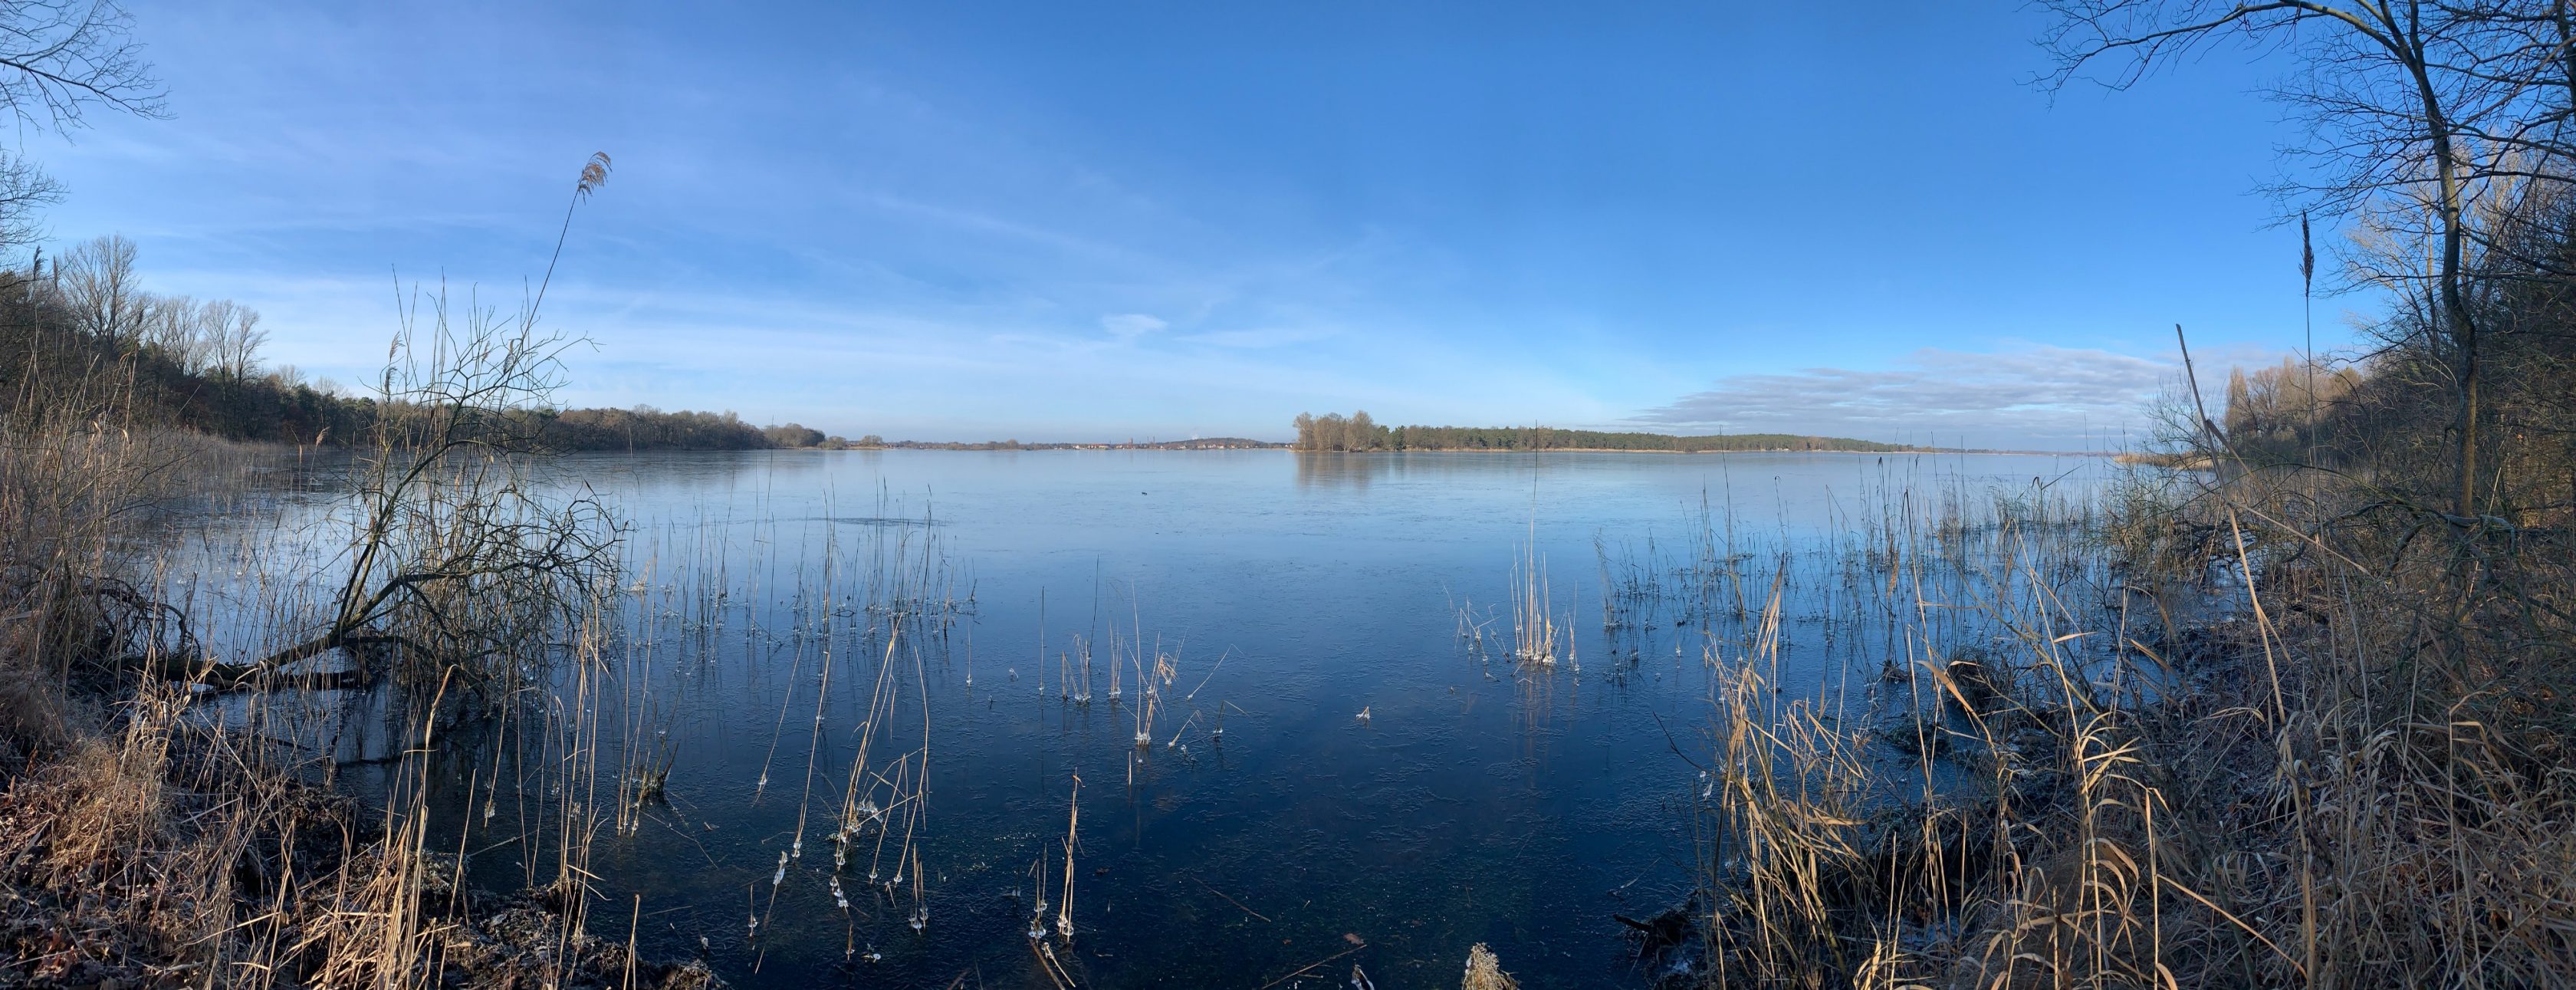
{"left": 1629, "top": 345, "right": 2176, "bottom": 449}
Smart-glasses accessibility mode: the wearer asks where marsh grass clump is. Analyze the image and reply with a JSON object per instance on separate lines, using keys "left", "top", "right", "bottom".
{"left": 1603, "top": 469, "right": 2181, "bottom": 988}
{"left": 1654, "top": 391, "right": 2576, "bottom": 988}
{"left": 0, "top": 685, "right": 344, "bottom": 986}
{"left": 0, "top": 640, "right": 718, "bottom": 988}
{"left": 1460, "top": 942, "right": 1520, "bottom": 990}
{"left": 1510, "top": 532, "right": 1569, "bottom": 666}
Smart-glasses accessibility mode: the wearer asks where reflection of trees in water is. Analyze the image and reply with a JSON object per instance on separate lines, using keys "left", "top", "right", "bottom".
{"left": 1293, "top": 449, "right": 1550, "bottom": 490}
{"left": 1296, "top": 449, "right": 1617, "bottom": 493}
{"left": 1293, "top": 451, "right": 1387, "bottom": 490}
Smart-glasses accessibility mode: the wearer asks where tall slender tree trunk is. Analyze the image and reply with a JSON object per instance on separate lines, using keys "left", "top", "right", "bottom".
{"left": 2456, "top": 322, "right": 2479, "bottom": 516}
{"left": 2441, "top": 176, "right": 2479, "bottom": 519}
{"left": 2413, "top": 42, "right": 2479, "bottom": 518}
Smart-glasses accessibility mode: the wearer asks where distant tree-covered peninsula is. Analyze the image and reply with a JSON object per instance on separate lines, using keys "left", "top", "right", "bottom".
{"left": 1290, "top": 411, "right": 1932, "bottom": 453}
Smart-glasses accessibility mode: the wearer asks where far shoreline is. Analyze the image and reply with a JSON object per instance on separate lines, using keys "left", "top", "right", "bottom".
{"left": 754, "top": 446, "right": 2110, "bottom": 457}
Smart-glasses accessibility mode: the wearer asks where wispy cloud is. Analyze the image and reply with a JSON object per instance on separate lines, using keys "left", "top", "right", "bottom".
{"left": 1178, "top": 326, "right": 1338, "bottom": 349}
{"left": 1100, "top": 312, "right": 1167, "bottom": 340}
{"left": 1629, "top": 345, "right": 2177, "bottom": 449}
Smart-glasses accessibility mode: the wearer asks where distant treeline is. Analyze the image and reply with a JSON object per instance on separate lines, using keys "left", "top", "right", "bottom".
{"left": 536, "top": 407, "right": 770, "bottom": 450}
{"left": 1290, "top": 411, "right": 1928, "bottom": 453}
{"left": 0, "top": 235, "right": 804, "bottom": 452}
{"left": 863, "top": 436, "right": 1284, "bottom": 451}
{"left": 0, "top": 236, "right": 372, "bottom": 446}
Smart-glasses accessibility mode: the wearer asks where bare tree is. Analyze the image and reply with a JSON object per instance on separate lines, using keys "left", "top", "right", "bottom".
{"left": 0, "top": 3, "right": 162, "bottom": 264}
{"left": 210, "top": 301, "right": 264, "bottom": 381}
{"left": 186, "top": 298, "right": 234, "bottom": 376}
{"left": 0, "top": 1, "right": 164, "bottom": 133}
{"left": 127, "top": 294, "right": 267, "bottom": 380}
{"left": 136, "top": 292, "right": 200, "bottom": 370}
{"left": 2039, "top": 2, "right": 2576, "bottom": 517}
{"left": 0, "top": 153, "right": 61, "bottom": 252}
{"left": 54, "top": 232, "right": 140, "bottom": 345}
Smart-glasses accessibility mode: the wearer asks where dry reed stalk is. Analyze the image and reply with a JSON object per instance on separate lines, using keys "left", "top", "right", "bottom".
{"left": 1056, "top": 772, "right": 1080, "bottom": 940}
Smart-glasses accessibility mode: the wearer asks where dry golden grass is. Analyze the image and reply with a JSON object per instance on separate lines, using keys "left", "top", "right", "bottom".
{"left": 1663, "top": 451, "right": 2576, "bottom": 990}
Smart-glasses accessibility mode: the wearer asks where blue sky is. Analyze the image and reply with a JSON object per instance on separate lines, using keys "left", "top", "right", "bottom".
{"left": 31, "top": 2, "right": 2334, "bottom": 448}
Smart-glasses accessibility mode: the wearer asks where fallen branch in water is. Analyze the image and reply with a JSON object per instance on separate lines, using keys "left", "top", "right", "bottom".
{"left": 1258, "top": 944, "right": 1362, "bottom": 989}
{"left": 1190, "top": 874, "right": 1271, "bottom": 923}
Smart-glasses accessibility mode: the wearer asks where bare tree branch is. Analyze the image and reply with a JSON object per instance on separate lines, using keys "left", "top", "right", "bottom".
{"left": 0, "top": 1, "right": 164, "bottom": 133}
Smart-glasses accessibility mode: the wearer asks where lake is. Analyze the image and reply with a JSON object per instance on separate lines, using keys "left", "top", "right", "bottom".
{"left": 184, "top": 449, "right": 2113, "bottom": 988}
